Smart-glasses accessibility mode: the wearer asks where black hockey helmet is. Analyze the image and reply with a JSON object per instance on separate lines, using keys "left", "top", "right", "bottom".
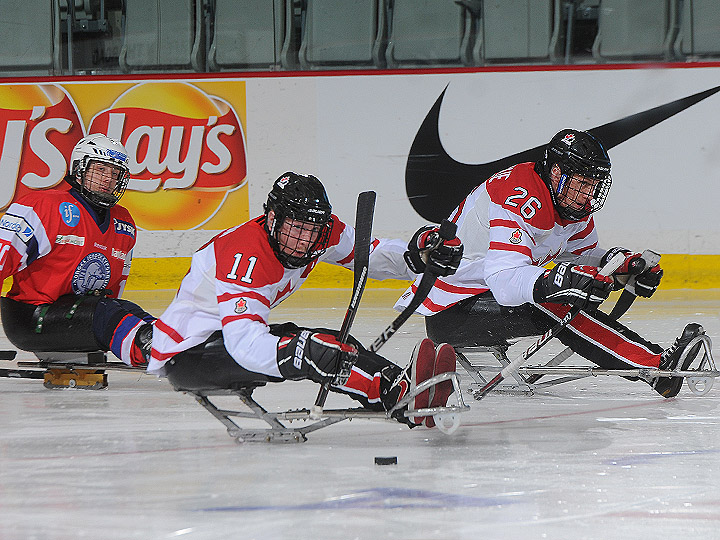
{"left": 263, "top": 172, "right": 333, "bottom": 268}
{"left": 535, "top": 129, "right": 612, "bottom": 220}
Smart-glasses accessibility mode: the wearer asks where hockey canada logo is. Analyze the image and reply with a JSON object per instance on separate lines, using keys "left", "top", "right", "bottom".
{"left": 561, "top": 134, "right": 575, "bottom": 146}
{"left": 235, "top": 298, "right": 248, "bottom": 314}
{"left": 72, "top": 252, "right": 112, "bottom": 294}
{"left": 509, "top": 228, "right": 522, "bottom": 244}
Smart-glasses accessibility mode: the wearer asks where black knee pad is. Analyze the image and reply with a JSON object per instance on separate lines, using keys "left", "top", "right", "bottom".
{"left": 1, "top": 295, "right": 103, "bottom": 352}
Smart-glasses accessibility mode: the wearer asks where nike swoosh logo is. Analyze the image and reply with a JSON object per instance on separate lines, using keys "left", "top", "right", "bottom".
{"left": 406, "top": 84, "right": 720, "bottom": 222}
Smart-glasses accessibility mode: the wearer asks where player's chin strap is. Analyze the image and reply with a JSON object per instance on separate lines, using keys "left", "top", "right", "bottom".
{"left": 608, "top": 249, "right": 661, "bottom": 319}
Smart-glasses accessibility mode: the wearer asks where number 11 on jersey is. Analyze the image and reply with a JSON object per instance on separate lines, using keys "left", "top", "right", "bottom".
{"left": 227, "top": 253, "right": 257, "bottom": 283}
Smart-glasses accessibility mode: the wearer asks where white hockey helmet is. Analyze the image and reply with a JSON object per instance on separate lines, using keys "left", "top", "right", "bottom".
{"left": 68, "top": 134, "right": 130, "bottom": 208}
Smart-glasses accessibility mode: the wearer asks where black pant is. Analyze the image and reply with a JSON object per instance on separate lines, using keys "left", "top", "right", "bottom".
{"left": 425, "top": 291, "right": 662, "bottom": 371}
{"left": 1, "top": 295, "right": 153, "bottom": 355}
{"left": 166, "top": 329, "right": 401, "bottom": 410}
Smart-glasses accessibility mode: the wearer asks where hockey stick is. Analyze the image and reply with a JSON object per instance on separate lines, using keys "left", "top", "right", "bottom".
{"left": 473, "top": 252, "right": 626, "bottom": 400}
{"left": 524, "top": 249, "right": 661, "bottom": 385}
{"left": 310, "top": 190, "right": 376, "bottom": 418}
{"left": 368, "top": 219, "right": 458, "bottom": 354}
{"left": 0, "top": 367, "right": 44, "bottom": 380}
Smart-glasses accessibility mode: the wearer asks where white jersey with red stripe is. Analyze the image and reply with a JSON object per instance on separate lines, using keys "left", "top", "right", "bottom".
{"left": 0, "top": 188, "right": 136, "bottom": 304}
{"left": 395, "top": 162, "right": 607, "bottom": 315}
{"left": 149, "top": 214, "right": 413, "bottom": 376}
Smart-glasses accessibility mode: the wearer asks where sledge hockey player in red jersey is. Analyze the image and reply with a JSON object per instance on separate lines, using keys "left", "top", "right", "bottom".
{"left": 0, "top": 134, "right": 154, "bottom": 368}
{"left": 149, "top": 172, "right": 463, "bottom": 427}
{"left": 395, "top": 129, "right": 705, "bottom": 398}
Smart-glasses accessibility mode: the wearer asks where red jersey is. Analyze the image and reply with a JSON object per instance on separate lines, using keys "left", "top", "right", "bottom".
{"left": 0, "top": 189, "right": 136, "bottom": 304}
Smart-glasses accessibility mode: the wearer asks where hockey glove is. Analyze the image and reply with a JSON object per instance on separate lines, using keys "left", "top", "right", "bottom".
{"left": 600, "top": 247, "right": 663, "bottom": 297}
{"left": 276, "top": 329, "right": 358, "bottom": 385}
{"left": 635, "top": 264, "right": 663, "bottom": 297}
{"left": 600, "top": 247, "right": 647, "bottom": 290}
{"left": 404, "top": 225, "right": 464, "bottom": 277}
{"left": 533, "top": 262, "right": 614, "bottom": 311}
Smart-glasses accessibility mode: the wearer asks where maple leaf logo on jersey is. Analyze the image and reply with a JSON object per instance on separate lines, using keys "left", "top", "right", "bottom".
{"left": 561, "top": 133, "right": 575, "bottom": 146}
{"left": 235, "top": 298, "right": 248, "bottom": 314}
{"left": 509, "top": 229, "right": 522, "bottom": 244}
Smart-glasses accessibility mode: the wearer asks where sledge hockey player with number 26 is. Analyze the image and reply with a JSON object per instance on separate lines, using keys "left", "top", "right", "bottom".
{"left": 149, "top": 172, "right": 464, "bottom": 427}
{"left": 396, "top": 129, "right": 706, "bottom": 398}
{"left": 0, "top": 134, "right": 154, "bottom": 368}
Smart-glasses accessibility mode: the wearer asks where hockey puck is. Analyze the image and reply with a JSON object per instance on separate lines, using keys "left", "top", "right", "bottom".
{"left": 374, "top": 456, "right": 397, "bottom": 466}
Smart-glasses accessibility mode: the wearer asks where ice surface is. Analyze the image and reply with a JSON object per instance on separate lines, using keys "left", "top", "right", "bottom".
{"left": 1, "top": 289, "right": 719, "bottom": 540}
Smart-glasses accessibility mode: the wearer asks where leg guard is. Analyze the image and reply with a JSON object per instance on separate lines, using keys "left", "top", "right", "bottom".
{"left": 538, "top": 304, "right": 664, "bottom": 370}
{"left": 1, "top": 296, "right": 103, "bottom": 352}
{"left": 92, "top": 297, "right": 155, "bottom": 364}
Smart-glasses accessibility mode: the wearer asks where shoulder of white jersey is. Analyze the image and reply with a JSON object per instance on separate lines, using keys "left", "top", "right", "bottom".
{"left": 485, "top": 162, "right": 558, "bottom": 230}
{"left": 212, "top": 217, "right": 285, "bottom": 288}
{"left": 327, "top": 214, "right": 346, "bottom": 248}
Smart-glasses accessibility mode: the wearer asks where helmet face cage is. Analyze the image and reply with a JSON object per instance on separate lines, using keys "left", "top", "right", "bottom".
{"left": 68, "top": 134, "right": 130, "bottom": 209}
{"left": 264, "top": 173, "right": 333, "bottom": 268}
{"left": 542, "top": 130, "right": 612, "bottom": 220}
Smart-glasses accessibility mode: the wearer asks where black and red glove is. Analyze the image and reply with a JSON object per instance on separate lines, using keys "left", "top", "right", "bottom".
{"left": 404, "top": 225, "right": 463, "bottom": 277}
{"left": 276, "top": 329, "right": 358, "bottom": 384}
{"left": 533, "top": 263, "right": 614, "bottom": 311}
{"left": 601, "top": 247, "right": 663, "bottom": 297}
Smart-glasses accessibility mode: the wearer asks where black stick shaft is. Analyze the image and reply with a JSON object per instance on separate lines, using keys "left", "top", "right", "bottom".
{"left": 312, "top": 191, "right": 376, "bottom": 415}
{"left": 369, "top": 219, "right": 457, "bottom": 354}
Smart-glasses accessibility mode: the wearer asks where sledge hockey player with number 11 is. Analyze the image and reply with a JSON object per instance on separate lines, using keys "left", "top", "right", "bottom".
{"left": 396, "top": 129, "right": 707, "bottom": 398}
{"left": 149, "top": 172, "right": 464, "bottom": 428}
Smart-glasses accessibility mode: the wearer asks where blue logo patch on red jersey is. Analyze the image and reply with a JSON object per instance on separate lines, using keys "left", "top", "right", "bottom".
{"left": 113, "top": 218, "right": 136, "bottom": 238}
{"left": 59, "top": 202, "right": 81, "bottom": 227}
{"left": 72, "top": 252, "right": 111, "bottom": 294}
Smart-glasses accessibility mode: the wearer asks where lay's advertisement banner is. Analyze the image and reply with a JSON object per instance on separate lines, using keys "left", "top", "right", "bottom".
{"left": 0, "top": 80, "right": 248, "bottom": 231}
{"left": 0, "top": 69, "right": 719, "bottom": 290}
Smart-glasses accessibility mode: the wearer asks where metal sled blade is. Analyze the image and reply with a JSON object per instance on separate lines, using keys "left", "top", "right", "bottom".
{"left": 185, "top": 372, "right": 470, "bottom": 443}
{"left": 457, "top": 334, "right": 717, "bottom": 398}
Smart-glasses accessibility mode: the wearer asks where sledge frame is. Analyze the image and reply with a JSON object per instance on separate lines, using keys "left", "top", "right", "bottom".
{"left": 181, "top": 371, "right": 471, "bottom": 444}
{"left": 456, "top": 334, "right": 717, "bottom": 398}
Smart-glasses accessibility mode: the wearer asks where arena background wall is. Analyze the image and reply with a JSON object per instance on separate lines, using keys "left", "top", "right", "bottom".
{"left": 1, "top": 64, "right": 719, "bottom": 292}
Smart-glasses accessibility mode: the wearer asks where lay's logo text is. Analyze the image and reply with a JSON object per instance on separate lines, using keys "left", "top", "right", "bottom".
{"left": 0, "top": 81, "right": 248, "bottom": 231}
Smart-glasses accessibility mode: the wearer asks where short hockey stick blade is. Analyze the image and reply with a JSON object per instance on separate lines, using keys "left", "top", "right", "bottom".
{"left": 474, "top": 251, "right": 626, "bottom": 400}
{"left": 369, "top": 219, "right": 458, "bottom": 354}
{"left": 311, "top": 191, "right": 376, "bottom": 418}
{"left": 0, "top": 350, "right": 17, "bottom": 361}
{"left": 0, "top": 367, "right": 44, "bottom": 380}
